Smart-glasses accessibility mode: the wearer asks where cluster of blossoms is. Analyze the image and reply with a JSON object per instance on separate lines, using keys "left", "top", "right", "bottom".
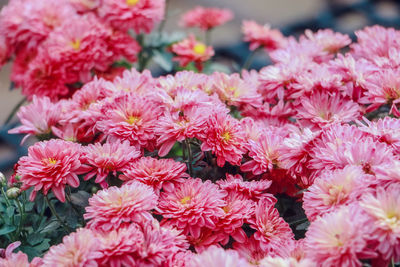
{"left": 2, "top": 1, "right": 400, "bottom": 267}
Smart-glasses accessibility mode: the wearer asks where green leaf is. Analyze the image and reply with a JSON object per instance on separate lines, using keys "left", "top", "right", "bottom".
{"left": 40, "top": 221, "right": 60, "bottom": 233}
{"left": 70, "top": 191, "right": 90, "bottom": 207}
{"left": 6, "top": 206, "right": 15, "bottom": 217}
{"left": 27, "top": 233, "right": 44, "bottom": 246}
{"left": 296, "top": 221, "right": 310, "bottom": 231}
{"left": 0, "top": 225, "right": 16, "bottom": 235}
{"left": 34, "top": 238, "right": 50, "bottom": 253}
{"left": 25, "top": 202, "right": 34, "bottom": 212}
{"left": 153, "top": 50, "right": 173, "bottom": 72}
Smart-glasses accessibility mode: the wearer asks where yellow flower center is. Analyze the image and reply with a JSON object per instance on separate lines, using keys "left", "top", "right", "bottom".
{"left": 47, "top": 158, "right": 57, "bottom": 165}
{"left": 126, "top": 0, "right": 139, "bottom": 6}
{"left": 127, "top": 115, "right": 140, "bottom": 125}
{"left": 223, "top": 206, "right": 230, "bottom": 213}
{"left": 193, "top": 43, "right": 207, "bottom": 55}
{"left": 70, "top": 39, "right": 81, "bottom": 51}
{"left": 180, "top": 196, "right": 191, "bottom": 204}
{"left": 221, "top": 131, "right": 231, "bottom": 141}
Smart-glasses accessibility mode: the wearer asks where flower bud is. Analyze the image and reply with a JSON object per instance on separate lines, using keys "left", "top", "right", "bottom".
{"left": 91, "top": 186, "right": 99, "bottom": 194}
{"left": 0, "top": 172, "right": 6, "bottom": 186}
{"left": 6, "top": 187, "right": 21, "bottom": 199}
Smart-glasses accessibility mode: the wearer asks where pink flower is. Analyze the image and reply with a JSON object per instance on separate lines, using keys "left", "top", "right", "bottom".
{"left": 304, "top": 205, "right": 376, "bottom": 267}
{"left": 82, "top": 140, "right": 140, "bottom": 188}
{"left": 98, "top": 0, "right": 165, "bottom": 33}
{"left": 233, "top": 236, "right": 269, "bottom": 265}
{"left": 302, "top": 29, "right": 351, "bottom": 53}
{"left": 0, "top": 241, "right": 35, "bottom": 267}
{"left": 120, "top": 157, "right": 188, "bottom": 193}
{"left": 171, "top": 35, "right": 214, "bottom": 71}
{"left": 84, "top": 181, "right": 157, "bottom": 231}
{"left": 17, "top": 139, "right": 87, "bottom": 202}
{"left": 0, "top": 36, "right": 10, "bottom": 69}
{"left": 180, "top": 6, "right": 233, "bottom": 31}
{"left": 191, "top": 246, "right": 251, "bottom": 267}
{"left": 43, "top": 228, "right": 101, "bottom": 267}
{"left": 360, "top": 184, "right": 400, "bottom": 262}
{"left": 200, "top": 113, "right": 247, "bottom": 167}
{"left": 242, "top": 20, "right": 286, "bottom": 51}
{"left": 70, "top": 0, "right": 100, "bottom": 12}
{"left": 8, "top": 96, "right": 62, "bottom": 143}
{"left": 96, "top": 93, "right": 162, "bottom": 150}
{"left": 303, "top": 166, "right": 373, "bottom": 221}
{"left": 249, "top": 198, "right": 294, "bottom": 255}
{"left": 157, "top": 178, "right": 227, "bottom": 239}
{"left": 111, "top": 68, "right": 156, "bottom": 96}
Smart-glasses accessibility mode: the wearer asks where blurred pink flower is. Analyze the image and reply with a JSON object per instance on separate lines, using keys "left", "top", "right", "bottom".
{"left": 242, "top": 20, "right": 286, "bottom": 51}
{"left": 191, "top": 246, "right": 251, "bottom": 267}
{"left": 180, "top": 6, "right": 233, "bottom": 31}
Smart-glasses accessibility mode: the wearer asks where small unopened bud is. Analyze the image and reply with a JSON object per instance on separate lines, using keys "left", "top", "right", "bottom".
{"left": 91, "top": 186, "right": 99, "bottom": 194}
{"left": 0, "top": 172, "right": 6, "bottom": 186}
{"left": 6, "top": 187, "right": 21, "bottom": 199}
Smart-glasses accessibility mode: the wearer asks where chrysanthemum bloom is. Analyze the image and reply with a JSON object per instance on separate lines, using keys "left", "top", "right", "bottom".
{"left": 82, "top": 140, "right": 140, "bottom": 188}
{"left": 157, "top": 178, "right": 227, "bottom": 238}
{"left": 242, "top": 20, "right": 286, "bottom": 51}
{"left": 241, "top": 130, "right": 284, "bottom": 175}
{"left": 171, "top": 35, "right": 214, "bottom": 71}
{"left": 156, "top": 71, "right": 211, "bottom": 96}
{"left": 120, "top": 157, "right": 188, "bottom": 193}
{"left": 248, "top": 197, "right": 294, "bottom": 255}
{"left": 216, "top": 174, "right": 272, "bottom": 201}
{"left": 233, "top": 236, "right": 269, "bottom": 265}
{"left": 295, "top": 91, "right": 360, "bottom": 129}
{"left": 302, "top": 29, "right": 351, "bottom": 53}
{"left": 374, "top": 160, "right": 400, "bottom": 187}
{"left": 360, "top": 184, "right": 400, "bottom": 262}
{"left": 259, "top": 256, "right": 316, "bottom": 267}
{"left": 0, "top": 36, "right": 10, "bottom": 69}
{"left": 169, "top": 251, "right": 193, "bottom": 267}
{"left": 105, "top": 30, "right": 141, "bottom": 63}
{"left": 84, "top": 181, "right": 157, "bottom": 231}
{"left": 211, "top": 72, "right": 262, "bottom": 108}
{"left": 17, "top": 139, "right": 87, "bottom": 202}
{"left": 70, "top": 0, "right": 100, "bottom": 12}
{"left": 96, "top": 93, "right": 162, "bottom": 150}
{"left": 111, "top": 69, "right": 156, "bottom": 96}
{"left": 43, "top": 228, "right": 102, "bottom": 267}
{"left": 191, "top": 246, "right": 251, "bottom": 267}
{"left": 304, "top": 205, "right": 376, "bottom": 267}
{"left": 0, "top": 241, "right": 42, "bottom": 267}
{"left": 180, "top": 6, "right": 233, "bottom": 31}
{"left": 200, "top": 112, "right": 247, "bottom": 167}
{"left": 303, "top": 166, "right": 373, "bottom": 221}
{"left": 98, "top": 0, "right": 165, "bottom": 33}
{"left": 95, "top": 223, "right": 145, "bottom": 267}
{"left": 8, "top": 96, "right": 62, "bottom": 143}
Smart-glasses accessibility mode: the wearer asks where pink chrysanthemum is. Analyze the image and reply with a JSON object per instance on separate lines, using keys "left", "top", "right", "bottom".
{"left": 249, "top": 197, "right": 294, "bottom": 255}
{"left": 171, "top": 35, "right": 214, "bottom": 71}
{"left": 8, "top": 96, "right": 62, "bottom": 143}
{"left": 43, "top": 228, "right": 101, "bottom": 267}
{"left": 84, "top": 181, "right": 157, "bottom": 231}
{"left": 304, "top": 205, "right": 376, "bottom": 267}
{"left": 180, "top": 6, "right": 233, "bottom": 31}
{"left": 191, "top": 246, "right": 251, "bottom": 267}
{"left": 200, "top": 113, "right": 247, "bottom": 167}
{"left": 17, "top": 139, "right": 87, "bottom": 202}
{"left": 259, "top": 256, "right": 315, "bottom": 267}
{"left": 96, "top": 93, "right": 162, "bottom": 150}
{"left": 360, "top": 184, "right": 400, "bottom": 262}
{"left": 70, "top": 0, "right": 100, "bottom": 12}
{"left": 233, "top": 236, "right": 269, "bottom": 265}
{"left": 121, "top": 157, "right": 188, "bottom": 193}
{"left": 82, "top": 140, "right": 140, "bottom": 188}
{"left": 111, "top": 68, "right": 156, "bottom": 96}
{"left": 0, "top": 36, "right": 10, "bottom": 69}
{"left": 302, "top": 29, "right": 351, "bottom": 53}
{"left": 157, "top": 178, "right": 227, "bottom": 238}
{"left": 303, "top": 166, "right": 373, "bottom": 221}
{"left": 242, "top": 20, "right": 286, "bottom": 51}
{"left": 0, "top": 241, "right": 41, "bottom": 267}
{"left": 98, "top": 0, "right": 165, "bottom": 33}
{"left": 216, "top": 174, "right": 272, "bottom": 201}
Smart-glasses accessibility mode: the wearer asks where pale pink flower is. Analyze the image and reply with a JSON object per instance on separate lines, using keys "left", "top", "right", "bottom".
{"left": 240, "top": 101, "right": 295, "bottom": 127}
{"left": 259, "top": 256, "right": 316, "bottom": 267}
{"left": 121, "top": 157, "right": 188, "bottom": 193}
{"left": 190, "top": 246, "right": 251, "bottom": 267}
{"left": 304, "top": 205, "right": 377, "bottom": 267}
{"left": 156, "top": 71, "right": 209, "bottom": 96}
{"left": 111, "top": 69, "right": 156, "bottom": 96}
{"left": 171, "top": 35, "right": 214, "bottom": 71}
{"left": 180, "top": 6, "right": 233, "bottom": 31}
{"left": 302, "top": 29, "right": 351, "bottom": 53}
{"left": 84, "top": 181, "right": 157, "bottom": 231}
{"left": 98, "top": 0, "right": 165, "bottom": 33}
{"left": 157, "top": 178, "right": 227, "bottom": 239}
{"left": 200, "top": 113, "right": 247, "bottom": 167}
{"left": 303, "top": 166, "right": 373, "bottom": 221}
{"left": 17, "top": 139, "right": 87, "bottom": 202}
{"left": 360, "top": 184, "right": 400, "bottom": 262}
{"left": 82, "top": 140, "right": 140, "bottom": 188}
{"left": 43, "top": 228, "right": 101, "bottom": 267}
{"left": 70, "top": 0, "right": 100, "bottom": 12}
{"left": 0, "top": 241, "right": 31, "bottom": 267}
{"left": 242, "top": 20, "right": 286, "bottom": 51}
{"left": 233, "top": 236, "right": 269, "bottom": 265}
{"left": 374, "top": 160, "right": 400, "bottom": 186}
{"left": 8, "top": 96, "right": 62, "bottom": 143}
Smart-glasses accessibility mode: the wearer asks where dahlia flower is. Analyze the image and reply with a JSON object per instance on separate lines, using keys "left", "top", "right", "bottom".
{"left": 82, "top": 140, "right": 141, "bottom": 188}
{"left": 242, "top": 20, "right": 286, "bottom": 51}
{"left": 360, "top": 184, "right": 400, "bottom": 262}
{"left": 17, "top": 139, "right": 87, "bottom": 202}
{"left": 84, "top": 181, "right": 157, "bottom": 231}
{"left": 121, "top": 157, "right": 188, "bottom": 193}
{"left": 180, "top": 6, "right": 233, "bottom": 31}
{"left": 190, "top": 246, "right": 251, "bottom": 267}
{"left": 200, "top": 112, "right": 247, "bottom": 167}
{"left": 171, "top": 35, "right": 214, "bottom": 71}
{"left": 304, "top": 205, "right": 376, "bottom": 267}
{"left": 98, "top": 0, "right": 165, "bottom": 33}
{"left": 43, "top": 228, "right": 101, "bottom": 267}
{"left": 157, "top": 178, "right": 227, "bottom": 238}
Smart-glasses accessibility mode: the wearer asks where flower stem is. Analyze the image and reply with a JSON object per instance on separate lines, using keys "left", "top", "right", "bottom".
{"left": 4, "top": 97, "right": 26, "bottom": 125}
{"left": 14, "top": 199, "right": 24, "bottom": 238}
{"left": 242, "top": 48, "right": 259, "bottom": 70}
{"left": 185, "top": 139, "right": 194, "bottom": 177}
{"left": 45, "top": 195, "right": 71, "bottom": 233}
{"left": 205, "top": 30, "right": 212, "bottom": 45}
{"left": 1, "top": 187, "right": 11, "bottom": 207}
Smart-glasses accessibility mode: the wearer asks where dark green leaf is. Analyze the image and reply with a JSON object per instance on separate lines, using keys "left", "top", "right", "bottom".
{"left": 70, "top": 191, "right": 90, "bottom": 207}
{"left": 25, "top": 202, "right": 34, "bottom": 212}
{"left": 153, "top": 50, "right": 173, "bottom": 72}
{"left": 40, "top": 221, "right": 60, "bottom": 233}
{"left": 27, "top": 233, "right": 44, "bottom": 246}
{"left": 34, "top": 238, "right": 50, "bottom": 253}
{"left": 296, "top": 221, "right": 310, "bottom": 231}
{"left": 6, "top": 206, "right": 15, "bottom": 217}
{"left": 0, "top": 225, "right": 16, "bottom": 235}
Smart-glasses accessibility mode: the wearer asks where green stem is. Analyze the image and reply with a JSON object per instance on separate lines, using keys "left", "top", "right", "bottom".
{"left": 45, "top": 195, "right": 71, "bottom": 233}
{"left": 391, "top": 258, "right": 395, "bottom": 267}
{"left": 205, "top": 30, "right": 212, "bottom": 45}
{"left": 185, "top": 139, "right": 194, "bottom": 177}
{"left": 1, "top": 187, "right": 11, "bottom": 207}
{"left": 242, "top": 48, "right": 259, "bottom": 70}
{"left": 14, "top": 199, "right": 24, "bottom": 238}
{"left": 4, "top": 97, "right": 27, "bottom": 125}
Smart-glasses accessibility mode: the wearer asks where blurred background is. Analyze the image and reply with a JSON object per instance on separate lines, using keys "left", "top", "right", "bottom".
{"left": 0, "top": 0, "right": 400, "bottom": 173}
